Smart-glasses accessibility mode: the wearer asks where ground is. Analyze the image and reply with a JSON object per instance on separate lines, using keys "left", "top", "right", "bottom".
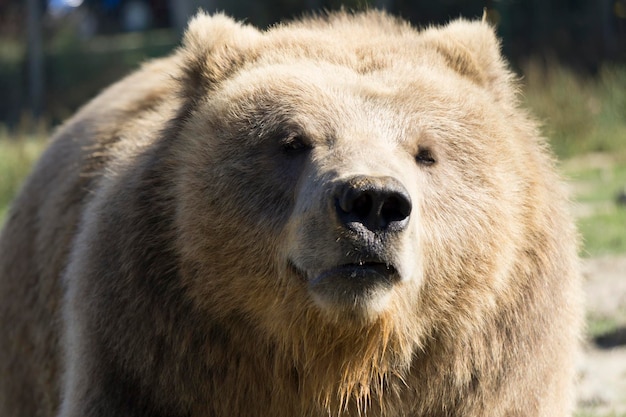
{"left": 577, "top": 255, "right": 626, "bottom": 416}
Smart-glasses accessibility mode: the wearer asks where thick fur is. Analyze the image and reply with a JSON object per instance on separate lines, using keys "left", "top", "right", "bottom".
{"left": 0, "top": 11, "right": 581, "bottom": 417}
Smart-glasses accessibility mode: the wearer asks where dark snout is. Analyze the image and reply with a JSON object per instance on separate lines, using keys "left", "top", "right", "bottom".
{"left": 334, "top": 175, "right": 412, "bottom": 234}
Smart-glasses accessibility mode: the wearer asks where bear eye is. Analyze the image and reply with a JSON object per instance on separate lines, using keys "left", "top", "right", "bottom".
{"left": 415, "top": 147, "right": 436, "bottom": 166}
{"left": 281, "top": 134, "right": 311, "bottom": 155}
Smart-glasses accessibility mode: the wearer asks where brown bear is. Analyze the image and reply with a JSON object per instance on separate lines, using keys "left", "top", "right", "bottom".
{"left": 0, "top": 10, "right": 582, "bottom": 417}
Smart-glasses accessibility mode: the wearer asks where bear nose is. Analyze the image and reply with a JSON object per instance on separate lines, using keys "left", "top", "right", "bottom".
{"left": 335, "top": 175, "right": 412, "bottom": 232}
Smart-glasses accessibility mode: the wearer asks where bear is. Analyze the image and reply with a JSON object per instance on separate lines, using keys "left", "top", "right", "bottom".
{"left": 0, "top": 10, "right": 582, "bottom": 417}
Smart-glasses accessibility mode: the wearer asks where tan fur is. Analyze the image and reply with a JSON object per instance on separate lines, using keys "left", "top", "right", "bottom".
{"left": 0, "top": 11, "right": 582, "bottom": 417}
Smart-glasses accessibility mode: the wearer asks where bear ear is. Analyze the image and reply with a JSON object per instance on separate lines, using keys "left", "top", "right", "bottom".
{"left": 178, "top": 12, "right": 262, "bottom": 99}
{"left": 421, "top": 19, "right": 515, "bottom": 102}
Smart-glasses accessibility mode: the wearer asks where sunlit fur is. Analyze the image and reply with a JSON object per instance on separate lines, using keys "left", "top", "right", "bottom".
{"left": 0, "top": 10, "right": 581, "bottom": 417}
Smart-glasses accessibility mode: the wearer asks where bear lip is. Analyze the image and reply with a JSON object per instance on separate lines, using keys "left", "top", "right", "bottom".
{"left": 309, "top": 262, "right": 399, "bottom": 287}
{"left": 299, "top": 261, "right": 401, "bottom": 309}
{"left": 288, "top": 257, "right": 401, "bottom": 286}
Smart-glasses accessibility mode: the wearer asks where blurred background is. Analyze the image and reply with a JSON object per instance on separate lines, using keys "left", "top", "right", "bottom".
{"left": 0, "top": 1, "right": 626, "bottom": 414}
{"left": 0, "top": 0, "right": 624, "bottom": 129}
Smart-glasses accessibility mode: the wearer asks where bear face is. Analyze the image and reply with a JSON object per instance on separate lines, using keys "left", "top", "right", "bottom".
{"left": 175, "top": 13, "right": 528, "bottom": 330}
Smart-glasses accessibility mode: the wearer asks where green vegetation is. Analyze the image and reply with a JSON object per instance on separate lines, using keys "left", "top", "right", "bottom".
{"left": 563, "top": 156, "right": 626, "bottom": 257}
{"left": 0, "top": 131, "right": 47, "bottom": 221}
{"left": 0, "top": 29, "right": 178, "bottom": 126}
{"left": 586, "top": 310, "right": 626, "bottom": 340}
{"left": 523, "top": 63, "right": 626, "bottom": 159}
{"left": 523, "top": 63, "right": 626, "bottom": 257}
{"left": 579, "top": 209, "right": 626, "bottom": 257}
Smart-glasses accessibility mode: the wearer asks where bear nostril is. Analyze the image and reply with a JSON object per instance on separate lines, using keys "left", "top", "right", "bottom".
{"left": 352, "top": 194, "right": 373, "bottom": 220}
{"left": 381, "top": 195, "right": 412, "bottom": 225}
{"left": 335, "top": 176, "right": 412, "bottom": 232}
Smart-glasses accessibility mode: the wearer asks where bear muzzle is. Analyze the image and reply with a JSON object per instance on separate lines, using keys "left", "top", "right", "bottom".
{"left": 288, "top": 174, "right": 413, "bottom": 315}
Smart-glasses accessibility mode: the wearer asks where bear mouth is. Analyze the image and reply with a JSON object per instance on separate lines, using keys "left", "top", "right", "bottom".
{"left": 309, "top": 262, "right": 399, "bottom": 288}
{"left": 291, "top": 260, "right": 401, "bottom": 312}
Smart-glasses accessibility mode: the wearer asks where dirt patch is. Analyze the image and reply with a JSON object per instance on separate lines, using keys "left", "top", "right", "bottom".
{"left": 577, "top": 255, "right": 626, "bottom": 415}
